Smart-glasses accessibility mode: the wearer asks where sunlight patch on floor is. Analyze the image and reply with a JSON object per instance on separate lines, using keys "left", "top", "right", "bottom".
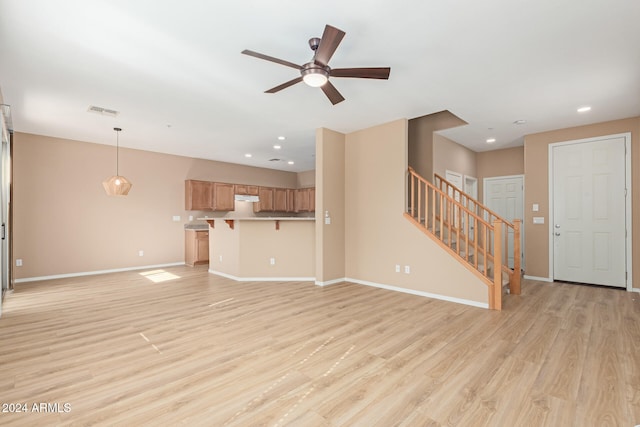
{"left": 139, "top": 269, "right": 181, "bottom": 283}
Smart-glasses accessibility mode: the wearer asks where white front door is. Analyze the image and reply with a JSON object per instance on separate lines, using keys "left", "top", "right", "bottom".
{"left": 552, "top": 137, "right": 626, "bottom": 287}
{"left": 483, "top": 175, "right": 524, "bottom": 269}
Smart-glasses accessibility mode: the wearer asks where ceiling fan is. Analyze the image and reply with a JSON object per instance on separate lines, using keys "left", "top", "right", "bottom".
{"left": 242, "top": 24, "right": 391, "bottom": 105}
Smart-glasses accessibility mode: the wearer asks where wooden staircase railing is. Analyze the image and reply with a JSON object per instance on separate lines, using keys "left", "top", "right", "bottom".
{"left": 433, "top": 173, "right": 521, "bottom": 296}
{"left": 406, "top": 167, "right": 520, "bottom": 310}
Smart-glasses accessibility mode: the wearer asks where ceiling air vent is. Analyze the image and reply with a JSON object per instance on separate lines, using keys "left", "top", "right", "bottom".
{"left": 87, "top": 105, "right": 119, "bottom": 117}
{"left": 269, "top": 158, "right": 281, "bottom": 162}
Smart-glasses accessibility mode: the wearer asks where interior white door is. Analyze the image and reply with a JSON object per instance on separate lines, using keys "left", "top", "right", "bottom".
{"left": 552, "top": 137, "right": 626, "bottom": 287}
{"left": 463, "top": 176, "right": 478, "bottom": 240}
{"left": 484, "top": 176, "right": 524, "bottom": 269}
{"left": 445, "top": 170, "right": 463, "bottom": 229}
{"left": 464, "top": 176, "right": 478, "bottom": 200}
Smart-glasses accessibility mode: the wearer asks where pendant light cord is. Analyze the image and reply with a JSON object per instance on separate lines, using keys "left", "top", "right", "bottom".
{"left": 114, "top": 127, "right": 122, "bottom": 176}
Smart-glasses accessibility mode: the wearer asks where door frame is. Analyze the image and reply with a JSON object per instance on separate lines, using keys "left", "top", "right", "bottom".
{"left": 548, "top": 133, "right": 632, "bottom": 291}
{"left": 483, "top": 174, "right": 525, "bottom": 270}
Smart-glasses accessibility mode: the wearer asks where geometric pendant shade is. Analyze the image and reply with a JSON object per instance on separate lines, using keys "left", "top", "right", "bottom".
{"left": 103, "top": 127, "right": 132, "bottom": 196}
{"left": 102, "top": 175, "right": 133, "bottom": 196}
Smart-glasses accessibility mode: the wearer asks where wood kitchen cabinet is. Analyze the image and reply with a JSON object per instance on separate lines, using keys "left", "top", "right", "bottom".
{"left": 185, "top": 180, "right": 212, "bottom": 210}
{"left": 253, "top": 187, "right": 274, "bottom": 212}
{"left": 234, "top": 184, "right": 259, "bottom": 195}
{"left": 273, "top": 188, "right": 288, "bottom": 212}
{"left": 286, "top": 188, "right": 296, "bottom": 213}
{"left": 185, "top": 229, "right": 209, "bottom": 266}
{"left": 213, "top": 182, "right": 235, "bottom": 211}
{"left": 185, "top": 180, "right": 235, "bottom": 211}
{"left": 295, "top": 187, "right": 315, "bottom": 212}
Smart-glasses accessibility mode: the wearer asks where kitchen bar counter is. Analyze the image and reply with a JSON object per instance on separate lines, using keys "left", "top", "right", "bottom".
{"left": 197, "top": 216, "right": 314, "bottom": 230}
{"left": 205, "top": 217, "right": 315, "bottom": 281}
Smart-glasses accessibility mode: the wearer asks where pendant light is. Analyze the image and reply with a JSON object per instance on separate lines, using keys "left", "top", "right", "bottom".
{"left": 102, "top": 127, "right": 132, "bottom": 196}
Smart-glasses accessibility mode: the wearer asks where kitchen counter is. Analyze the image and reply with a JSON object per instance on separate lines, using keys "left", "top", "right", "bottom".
{"left": 206, "top": 217, "right": 315, "bottom": 281}
{"left": 197, "top": 216, "right": 314, "bottom": 231}
{"left": 196, "top": 217, "right": 314, "bottom": 221}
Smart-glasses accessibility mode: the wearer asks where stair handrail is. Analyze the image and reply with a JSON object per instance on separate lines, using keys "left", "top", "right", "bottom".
{"left": 433, "top": 173, "right": 513, "bottom": 227}
{"left": 407, "top": 167, "right": 504, "bottom": 309}
{"left": 434, "top": 172, "right": 521, "bottom": 295}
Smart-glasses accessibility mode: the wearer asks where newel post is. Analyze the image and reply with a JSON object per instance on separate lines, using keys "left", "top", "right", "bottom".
{"left": 512, "top": 219, "right": 522, "bottom": 295}
{"left": 491, "top": 219, "right": 503, "bottom": 310}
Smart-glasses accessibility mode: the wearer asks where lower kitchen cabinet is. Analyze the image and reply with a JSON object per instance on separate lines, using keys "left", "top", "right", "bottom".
{"left": 185, "top": 229, "right": 209, "bottom": 266}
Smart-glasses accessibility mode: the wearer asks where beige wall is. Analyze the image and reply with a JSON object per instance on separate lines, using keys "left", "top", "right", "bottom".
{"left": 432, "top": 133, "right": 477, "bottom": 180}
{"left": 476, "top": 146, "right": 525, "bottom": 203}
{"left": 343, "top": 119, "right": 488, "bottom": 305}
{"left": 209, "top": 220, "right": 315, "bottom": 279}
{"left": 14, "top": 132, "right": 308, "bottom": 279}
{"left": 315, "top": 128, "right": 346, "bottom": 284}
{"left": 297, "top": 170, "right": 315, "bottom": 188}
{"left": 408, "top": 110, "right": 467, "bottom": 181}
{"left": 523, "top": 117, "right": 640, "bottom": 288}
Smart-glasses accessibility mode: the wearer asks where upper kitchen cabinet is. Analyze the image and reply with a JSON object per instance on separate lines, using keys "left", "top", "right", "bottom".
{"left": 185, "top": 180, "right": 212, "bottom": 210}
{"left": 213, "top": 182, "right": 235, "bottom": 211}
{"left": 253, "top": 187, "right": 274, "bottom": 212}
{"left": 234, "top": 184, "right": 259, "bottom": 196}
{"left": 273, "top": 188, "right": 288, "bottom": 212}
{"left": 286, "top": 188, "right": 296, "bottom": 213}
{"left": 295, "top": 187, "right": 315, "bottom": 212}
{"left": 185, "top": 180, "right": 235, "bottom": 211}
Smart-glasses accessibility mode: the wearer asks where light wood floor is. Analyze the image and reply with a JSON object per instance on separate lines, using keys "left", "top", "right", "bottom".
{"left": 0, "top": 266, "right": 639, "bottom": 426}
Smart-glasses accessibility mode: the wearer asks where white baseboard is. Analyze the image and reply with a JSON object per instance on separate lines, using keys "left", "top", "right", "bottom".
{"left": 315, "top": 278, "right": 346, "bottom": 287}
{"left": 14, "top": 262, "right": 186, "bottom": 284}
{"left": 523, "top": 275, "right": 553, "bottom": 282}
{"left": 344, "top": 277, "right": 489, "bottom": 309}
{"left": 208, "top": 270, "right": 315, "bottom": 282}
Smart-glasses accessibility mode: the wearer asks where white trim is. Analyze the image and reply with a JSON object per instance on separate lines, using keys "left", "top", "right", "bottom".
{"left": 523, "top": 275, "right": 553, "bottom": 282}
{"left": 344, "top": 277, "right": 489, "bottom": 309}
{"left": 14, "top": 262, "right": 186, "bottom": 283}
{"left": 208, "top": 270, "right": 314, "bottom": 282}
{"left": 315, "top": 278, "right": 345, "bottom": 286}
{"left": 548, "top": 133, "right": 632, "bottom": 291}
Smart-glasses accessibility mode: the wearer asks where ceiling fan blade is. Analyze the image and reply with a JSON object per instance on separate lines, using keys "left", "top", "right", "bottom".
{"left": 265, "top": 77, "right": 303, "bottom": 93}
{"left": 330, "top": 67, "right": 391, "bottom": 79}
{"left": 314, "top": 25, "right": 346, "bottom": 66}
{"left": 321, "top": 81, "right": 345, "bottom": 105}
{"left": 241, "top": 49, "right": 303, "bottom": 70}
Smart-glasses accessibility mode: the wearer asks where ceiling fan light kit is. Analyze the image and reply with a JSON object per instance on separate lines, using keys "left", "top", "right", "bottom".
{"left": 242, "top": 24, "right": 390, "bottom": 105}
{"left": 301, "top": 65, "right": 329, "bottom": 87}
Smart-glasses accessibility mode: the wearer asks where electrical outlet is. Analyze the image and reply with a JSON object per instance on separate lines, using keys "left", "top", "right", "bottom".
{"left": 395, "top": 264, "right": 400, "bottom": 273}
{"left": 404, "top": 265, "right": 411, "bottom": 274}
{"left": 139, "top": 250, "right": 144, "bottom": 257}
{"left": 219, "top": 255, "right": 223, "bottom": 262}
{"left": 189, "top": 215, "right": 194, "bottom": 221}
{"left": 16, "top": 258, "right": 23, "bottom": 267}
{"left": 270, "top": 257, "right": 275, "bottom": 266}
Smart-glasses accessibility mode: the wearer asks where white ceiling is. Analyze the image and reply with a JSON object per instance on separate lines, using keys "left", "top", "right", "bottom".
{"left": 1, "top": 0, "right": 639, "bottom": 172}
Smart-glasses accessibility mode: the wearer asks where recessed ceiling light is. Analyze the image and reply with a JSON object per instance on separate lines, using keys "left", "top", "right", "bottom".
{"left": 577, "top": 106, "right": 591, "bottom": 113}
{"left": 486, "top": 138, "right": 496, "bottom": 144}
{"left": 287, "top": 161, "right": 294, "bottom": 165}
{"left": 244, "top": 153, "right": 252, "bottom": 158}
{"left": 513, "top": 120, "right": 527, "bottom": 125}
{"left": 278, "top": 136, "right": 286, "bottom": 140}
{"left": 273, "top": 145, "right": 281, "bottom": 150}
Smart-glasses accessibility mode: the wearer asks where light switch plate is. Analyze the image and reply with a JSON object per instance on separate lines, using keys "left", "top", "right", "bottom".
{"left": 532, "top": 203, "right": 539, "bottom": 212}
{"left": 533, "top": 217, "right": 545, "bottom": 224}
{"left": 172, "top": 215, "right": 181, "bottom": 222}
